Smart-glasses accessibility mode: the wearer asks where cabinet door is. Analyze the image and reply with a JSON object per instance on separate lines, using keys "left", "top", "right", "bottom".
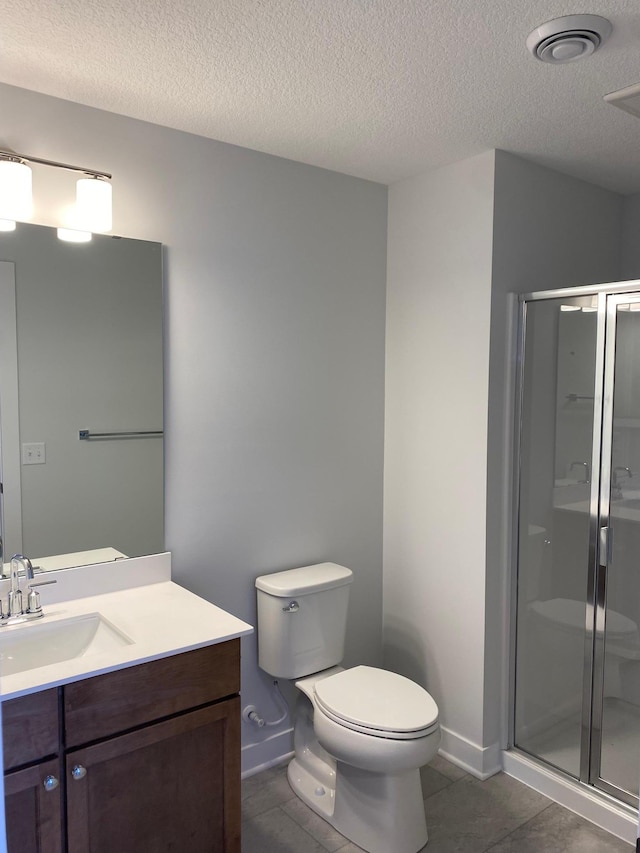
{"left": 66, "top": 697, "right": 240, "bottom": 853}
{"left": 5, "top": 758, "right": 62, "bottom": 853}
{"left": 3, "top": 689, "right": 59, "bottom": 771}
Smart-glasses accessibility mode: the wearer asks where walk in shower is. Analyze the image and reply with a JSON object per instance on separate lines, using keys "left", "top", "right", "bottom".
{"left": 514, "top": 281, "right": 640, "bottom": 810}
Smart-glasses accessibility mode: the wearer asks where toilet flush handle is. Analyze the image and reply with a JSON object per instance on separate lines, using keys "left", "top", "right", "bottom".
{"left": 282, "top": 600, "right": 299, "bottom": 613}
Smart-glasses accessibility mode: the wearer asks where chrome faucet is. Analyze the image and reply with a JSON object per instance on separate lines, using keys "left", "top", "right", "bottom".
{"left": 1, "top": 554, "right": 56, "bottom": 625}
{"left": 8, "top": 554, "right": 33, "bottom": 617}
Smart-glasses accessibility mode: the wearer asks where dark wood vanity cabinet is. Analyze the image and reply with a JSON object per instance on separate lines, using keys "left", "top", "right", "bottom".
{"left": 66, "top": 700, "right": 239, "bottom": 853}
{"left": 3, "top": 688, "right": 62, "bottom": 853}
{"left": 3, "top": 640, "right": 241, "bottom": 853}
{"left": 5, "top": 758, "right": 62, "bottom": 853}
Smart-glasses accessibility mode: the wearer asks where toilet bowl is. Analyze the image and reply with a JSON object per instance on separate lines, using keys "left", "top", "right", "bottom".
{"left": 307, "top": 665, "right": 439, "bottom": 772}
{"left": 255, "top": 563, "right": 441, "bottom": 853}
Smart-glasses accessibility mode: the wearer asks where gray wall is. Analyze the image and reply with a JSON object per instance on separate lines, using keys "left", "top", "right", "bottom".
{"left": 0, "top": 82, "right": 388, "bottom": 772}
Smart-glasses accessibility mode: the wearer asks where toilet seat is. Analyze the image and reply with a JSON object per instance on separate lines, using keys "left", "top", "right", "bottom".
{"left": 313, "top": 665, "right": 439, "bottom": 740}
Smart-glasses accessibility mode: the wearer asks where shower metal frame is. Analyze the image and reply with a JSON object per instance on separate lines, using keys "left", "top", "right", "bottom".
{"left": 512, "top": 279, "right": 640, "bottom": 810}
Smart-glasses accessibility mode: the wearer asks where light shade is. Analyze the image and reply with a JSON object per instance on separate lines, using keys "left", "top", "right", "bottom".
{"left": 76, "top": 176, "right": 112, "bottom": 232}
{"left": 0, "top": 160, "right": 33, "bottom": 221}
{"left": 57, "top": 227, "right": 92, "bottom": 243}
{"left": 0, "top": 219, "right": 16, "bottom": 232}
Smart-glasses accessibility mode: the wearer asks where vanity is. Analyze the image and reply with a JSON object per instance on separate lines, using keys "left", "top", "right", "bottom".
{"left": 0, "top": 188, "right": 255, "bottom": 851}
{"left": 0, "top": 556, "right": 253, "bottom": 853}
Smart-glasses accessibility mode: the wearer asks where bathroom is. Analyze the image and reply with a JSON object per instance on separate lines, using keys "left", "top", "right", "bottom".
{"left": 1, "top": 3, "right": 640, "bottom": 851}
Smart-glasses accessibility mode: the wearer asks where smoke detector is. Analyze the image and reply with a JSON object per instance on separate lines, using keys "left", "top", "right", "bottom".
{"left": 526, "top": 14, "right": 612, "bottom": 64}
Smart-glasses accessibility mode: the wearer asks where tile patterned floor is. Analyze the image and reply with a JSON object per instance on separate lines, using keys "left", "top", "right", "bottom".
{"left": 242, "top": 755, "right": 634, "bottom": 852}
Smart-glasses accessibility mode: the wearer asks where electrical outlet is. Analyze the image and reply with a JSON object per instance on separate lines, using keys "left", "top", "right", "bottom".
{"left": 22, "top": 442, "right": 46, "bottom": 465}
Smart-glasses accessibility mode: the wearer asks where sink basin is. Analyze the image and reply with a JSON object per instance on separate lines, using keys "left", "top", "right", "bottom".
{"left": 0, "top": 613, "right": 133, "bottom": 676}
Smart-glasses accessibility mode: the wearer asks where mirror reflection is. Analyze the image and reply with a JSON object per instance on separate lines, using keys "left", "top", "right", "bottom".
{"left": 0, "top": 223, "right": 163, "bottom": 571}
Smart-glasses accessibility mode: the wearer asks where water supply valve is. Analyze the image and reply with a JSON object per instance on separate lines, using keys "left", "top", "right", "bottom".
{"left": 242, "top": 705, "right": 265, "bottom": 727}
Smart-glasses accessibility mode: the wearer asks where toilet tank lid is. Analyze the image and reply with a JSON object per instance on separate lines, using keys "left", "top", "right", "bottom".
{"left": 255, "top": 563, "right": 353, "bottom": 596}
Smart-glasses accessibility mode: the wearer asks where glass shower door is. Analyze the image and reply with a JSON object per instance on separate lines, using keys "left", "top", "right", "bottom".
{"left": 593, "top": 294, "right": 640, "bottom": 805}
{"left": 514, "top": 284, "right": 640, "bottom": 808}
{"left": 514, "top": 295, "right": 599, "bottom": 779}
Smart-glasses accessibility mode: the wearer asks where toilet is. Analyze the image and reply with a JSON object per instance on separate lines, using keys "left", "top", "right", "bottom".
{"left": 255, "top": 562, "right": 440, "bottom": 853}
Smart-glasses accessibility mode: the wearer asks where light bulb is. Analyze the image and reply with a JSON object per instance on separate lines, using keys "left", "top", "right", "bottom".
{"left": 76, "top": 176, "right": 112, "bottom": 232}
{"left": 0, "top": 160, "right": 33, "bottom": 221}
{"left": 57, "top": 228, "right": 92, "bottom": 243}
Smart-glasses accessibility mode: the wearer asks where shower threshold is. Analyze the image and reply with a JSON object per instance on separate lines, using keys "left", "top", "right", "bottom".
{"left": 503, "top": 747, "right": 638, "bottom": 846}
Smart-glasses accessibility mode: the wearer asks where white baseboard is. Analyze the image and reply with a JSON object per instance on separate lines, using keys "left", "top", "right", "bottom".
{"left": 438, "top": 725, "right": 502, "bottom": 780}
{"left": 502, "top": 750, "right": 637, "bottom": 846}
{"left": 241, "top": 726, "right": 294, "bottom": 779}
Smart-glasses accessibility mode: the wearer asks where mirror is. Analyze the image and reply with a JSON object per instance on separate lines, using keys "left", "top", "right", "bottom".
{"left": 0, "top": 223, "right": 163, "bottom": 572}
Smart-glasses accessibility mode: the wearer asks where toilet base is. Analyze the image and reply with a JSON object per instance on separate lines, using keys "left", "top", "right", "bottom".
{"left": 288, "top": 756, "right": 428, "bottom": 853}
{"left": 288, "top": 757, "right": 336, "bottom": 821}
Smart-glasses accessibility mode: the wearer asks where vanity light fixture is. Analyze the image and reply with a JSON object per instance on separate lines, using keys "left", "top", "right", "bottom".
{"left": 0, "top": 148, "right": 112, "bottom": 238}
{"left": 57, "top": 228, "right": 93, "bottom": 243}
{"left": 0, "top": 158, "right": 33, "bottom": 225}
{"left": 76, "top": 176, "right": 112, "bottom": 232}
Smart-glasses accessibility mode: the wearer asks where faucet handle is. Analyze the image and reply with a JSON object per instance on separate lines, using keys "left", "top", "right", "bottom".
{"left": 26, "top": 580, "right": 57, "bottom": 616}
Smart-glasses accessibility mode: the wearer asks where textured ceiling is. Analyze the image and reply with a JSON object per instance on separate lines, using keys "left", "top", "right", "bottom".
{"left": 1, "top": 0, "right": 640, "bottom": 192}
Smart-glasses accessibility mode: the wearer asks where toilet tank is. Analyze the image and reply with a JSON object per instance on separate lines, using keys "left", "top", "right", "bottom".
{"left": 255, "top": 563, "right": 353, "bottom": 679}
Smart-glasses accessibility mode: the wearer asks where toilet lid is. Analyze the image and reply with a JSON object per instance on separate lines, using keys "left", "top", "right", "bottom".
{"left": 314, "top": 666, "right": 438, "bottom": 737}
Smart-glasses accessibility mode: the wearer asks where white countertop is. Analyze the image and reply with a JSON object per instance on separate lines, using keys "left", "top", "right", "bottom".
{"left": 556, "top": 498, "right": 640, "bottom": 523}
{"left": 0, "top": 580, "right": 253, "bottom": 701}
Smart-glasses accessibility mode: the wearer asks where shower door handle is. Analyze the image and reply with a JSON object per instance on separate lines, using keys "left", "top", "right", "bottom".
{"left": 599, "top": 526, "right": 613, "bottom": 568}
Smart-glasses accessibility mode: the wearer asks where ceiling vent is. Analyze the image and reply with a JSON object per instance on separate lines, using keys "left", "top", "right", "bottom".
{"left": 526, "top": 14, "right": 612, "bottom": 64}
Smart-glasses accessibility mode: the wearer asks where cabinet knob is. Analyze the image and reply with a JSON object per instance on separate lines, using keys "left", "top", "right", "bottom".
{"left": 43, "top": 775, "right": 59, "bottom": 792}
{"left": 71, "top": 764, "right": 87, "bottom": 781}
